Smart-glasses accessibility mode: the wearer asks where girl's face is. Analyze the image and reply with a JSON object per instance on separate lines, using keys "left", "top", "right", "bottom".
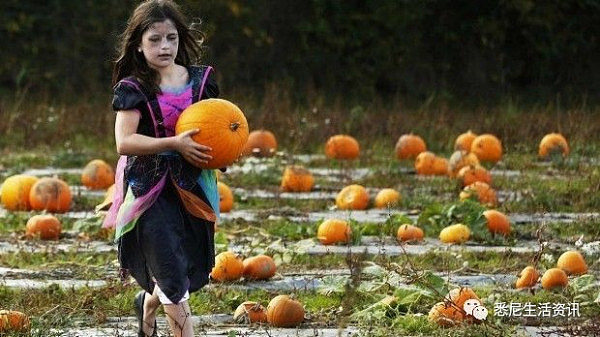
{"left": 139, "top": 19, "right": 179, "bottom": 70}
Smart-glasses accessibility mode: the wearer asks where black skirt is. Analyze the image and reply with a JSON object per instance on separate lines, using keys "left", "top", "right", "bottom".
{"left": 118, "top": 181, "right": 215, "bottom": 304}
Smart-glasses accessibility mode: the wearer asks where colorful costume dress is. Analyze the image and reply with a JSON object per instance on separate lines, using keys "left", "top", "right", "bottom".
{"left": 103, "top": 65, "right": 219, "bottom": 304}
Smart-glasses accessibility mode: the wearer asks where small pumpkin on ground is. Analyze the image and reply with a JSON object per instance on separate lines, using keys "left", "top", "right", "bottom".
{"left": 395, "top": 133, "right": 426, "bottom": 160}
{"left": 459, "top": 181, "right": 497, "bottom": 207}
{"left": 324, "top": 134, "right": 360, "bottom": 160}
{"left": 373, "top": 188, "right": 401, "bottom": 209}
{"left": 233, "top": 301, "right": 268, "bottom": 324}
{"left": 217, "top": 181, "right": 234, "bottom": 213}
{"left": 556, "top": 250, "right": 588, "bottom": 275}
{"left": 414, "top": 151, "right": 437, "bottom": 175}
{"left": 25, "top": 214, "right": 62, "bottom": 240}
{"left": 335, "top": 184, "right": 369, "bottom": 210}
{"left": 317, "top": 219, "right": 352, "bottom": 245}
{"left": 541, "top": 268, "right": 569, "bottom": 290}
{"left": 428, "top": 301, "right": 463, "bottom": 327}
{"left": 0, "top": 310, "right": 30, "bottom": 333}
{"left": 539, "top": 132, "right": 569, "bottom": 159}
{"left": 439, "top": 224, "right": 470, "bottom": 244}
{"left": 29, "top": 177, "right": 72, "bottom": 213}
{"left": 0, "top": 175, "right": 38, "bottom": 211}
{"left": 396, "top": 224, "right": 424, "bottom": 242}
{"left": 482, "top": 209, "right": 510, "bottom": 236}
{"left": 454, "top": 130, "right": 478, "bottom": 152}
{"left": 243, "top": 129, "right": 278, "bottom": 157}
{"left": 280, "top": 166, "right": 314, "bottom": 192}
{"left": 515, "top": 266, "right": 540, "bottom": 289}
{"left": 175, "top": 98, "right": 249, "bottom": 169}
{"left": 448, "top": 150, "right": 480, "bottom": 177}
{"left": 266, "top": 295, "right": 305, "bottom": 327}
{"left": 81, "top": 159, "right": 115, "bottom": 190}
{"left": 456, "top": 165, "right": 492, "bottom": 187}
{"left": 210, "top": 251, "right": 244, "bottom": 282}
{"left": 445, "top": 287, "right": 481, "bottom": 314}
{"left": 243, "top": 255, "right": 277, "bottom": 280}
{"left": 470, "top": 134, "right": 503, "bottom": 163}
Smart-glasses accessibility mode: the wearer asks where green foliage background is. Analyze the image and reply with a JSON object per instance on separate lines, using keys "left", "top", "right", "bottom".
{"left": 2, "top": 0, "right": 600, "bottom": 103}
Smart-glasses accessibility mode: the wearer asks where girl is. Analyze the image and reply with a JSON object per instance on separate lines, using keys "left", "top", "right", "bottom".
{"left": 105, "top": 1, "right": 219, "bottom": 336}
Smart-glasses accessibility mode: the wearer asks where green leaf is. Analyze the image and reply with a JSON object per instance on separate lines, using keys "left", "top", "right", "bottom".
{"left": 317, "top": 275, "right": 349, "bottom": 295}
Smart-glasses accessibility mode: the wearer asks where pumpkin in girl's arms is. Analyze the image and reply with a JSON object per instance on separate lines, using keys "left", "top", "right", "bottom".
{"left": 266, "top": 295, "right": 305, "bottom": 327}
{"left": 29, "top": 177, "right": 72, "bottom": 213}
{"left": 0, "top": 175, "right": 38, "bottom": 211}
{"left": 81, "top": 159, "right": 115, "bottom": 190}
{"left": 243, "top": 129, "right": 278, "bottom": 157}
{"left": 325, "top": 134, "right": 360, "bottom": 160}
{"left": 175, "top": 98, "right": 249, "bottom": 169}
{"left": 0, "top": 310, "right": 30, "bottom": 333}
{"left": 217, "top": 181, "right": 234, "bottom": 213}
{"left": 25, "top": 214, "right": 62, "bottom": 240}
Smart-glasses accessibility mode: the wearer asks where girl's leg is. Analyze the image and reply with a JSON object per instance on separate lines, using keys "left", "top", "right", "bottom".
{"left": 142, "top": 287, "right": 160, "bottom": 336}
{"left": 163, "top": 301, "right": 194, "bottom": 337}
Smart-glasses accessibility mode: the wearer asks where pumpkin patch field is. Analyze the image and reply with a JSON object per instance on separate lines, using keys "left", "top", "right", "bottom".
{"left": 1, "top": 124, "right": 600, "bottom": 336}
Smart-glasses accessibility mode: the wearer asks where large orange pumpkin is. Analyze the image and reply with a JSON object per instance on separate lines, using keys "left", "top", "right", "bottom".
{"left": 0, "top": 175, "right": 38, "bottom": 211}
{"left": 243, "top": 129, "right": 278, "bottom": 157}
{"left": 280, "top": 165, "right": 314, "bottom": 192}
{"left": 175, "top": 98, "right": 249, "bottom": 169}
{"left": 470, "top": 134, "right": 503, "bottom": 163}
{"left": 0, "top": 310, "right": 30, "bottom": 333}
{"left": 28, "top": 177, "right": 72, "bottom": 213}
{"left": 317, "top": 219, "right": 352, "bottom": 245}
{"left": 335, "top": 184, "right": 369, "bottom": 210}
{"left": 81, "top": 159, "right": 115, "bottom": 190}
{"left": 454, "top": 130, "right": 478, "bottom": 152}
{"left": 483, "top": 209, "right": 510, "bottom": 236}
{"left": 25, "top": 214, "right": 62, "bottom": 240}
{"left": 233, "top": 301, "right": 268, "bottom": 324}
{"left": 556, "top": 250, "right": 588, "bottom": 275}
{"left": 266, "top": 295, "right": 305, "bottom": 327}
{"left": 217, "top": 181, "right": 234, "bottom": 213}
{"left": 539, "top": 133, "right": 569, "bottom": 158}
{"left": 210, "top": 251, "right": 244, "bottom": 282}
{"left": 324, "top": 134, "right": 360, "bottom": 160}
{"left": 243, "top": 255, "right": 277, "bottom": 280}
{"left": 395, "top": 133, "right": 426, "bottom": 160}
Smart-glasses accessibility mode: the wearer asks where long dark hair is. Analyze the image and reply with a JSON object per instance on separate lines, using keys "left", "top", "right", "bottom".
{"left": 112, "top": 0, "right": 204, "bottom": 94}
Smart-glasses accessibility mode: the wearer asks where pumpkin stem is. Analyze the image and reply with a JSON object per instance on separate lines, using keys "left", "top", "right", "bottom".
{"left": 230, "top": 122, "right": 241, "bottom": 131}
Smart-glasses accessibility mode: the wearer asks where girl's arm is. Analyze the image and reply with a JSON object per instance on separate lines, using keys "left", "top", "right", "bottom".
{"left": 115, "top": 109, "right": 212, "bottom": 166}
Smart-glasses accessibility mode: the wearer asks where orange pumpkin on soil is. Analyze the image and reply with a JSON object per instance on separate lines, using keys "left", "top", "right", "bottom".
{"left": 395, "top": 133, "right": 427, "bottom": 160}
{"left": 539, "top": 133, "right": 569, "bottom": 158}
{"left": 448, "top": 150, "right": 480, "bottom": 177}
{"left": 459, "top": 181, "right": 497, "bottom": 207}
{"left": 0, "top": 310, "right": 30, "bottom": 333}
{"left": 374, "top": 188, "right": 401, "bottom": 209}
{"left": 414, "top": 151, "right": 437, "bottom": 175}
{"left": 25, "top": 214, "right": 62, "bottom": 240}
{"left": 396, "top": 224, "right": 424, "bottom": 242}
{"left": 335, "top": 184, "right": 369, "bottom": 210}
{"left": 432, "top": 156, "right": 449, "bottom": 176}
{"left": 243, "top": 129, "right": 278, "bottom": 157}
{"left": 217, "top": 181, "right": 234, "bottom": 213}
{"left": 454, "top": 130, "right": 478, "bottom": 152}
{"left": 556, "top": 250, "right": 588, "bottom": 275}
{"left": 457, "top": 165, "right": 492, "bottom": 187}
{"left": 175, "top": 98, "right": 249, "bottom": 169}
{"left": 233, "top": 301, "right": 268, "bottom": 324}
{"left": 28, "top": 177, "right": 72, "bottom": 213}
{"left": 324, "top": 134, "right": 360, "bottom": 160}
{"left": 280, "top": 166, "right": 314, "bottom": 192}
{"left": 81, "top": 159, "right": 115, "bottom": 190}
{"left": 428, "top": 301, "right": 464, "bottom": 327}
{"left": 439, "top": 224, "right": 471, "bottom": 244}
{"left": 515, "top": 266, "right": 540, "bottom": 289}
{"left": 446, "top": 287, "right": 481, "bottom": 313}
{"left": 317, "top": 219, "right": 352, "bottom": 245}
{"left": 243, "top": 255, "right": 277, "bottom": 280}
{"left": 210, "top": 251, "right": 244, "bottom": 282}
{"left": 0, "top": 175, "right": 38, "bottom": 211}
{"left": 541, "top": 268, "right": 569, "bottom": 290}
{"left": 482, "top": 209, "right": 510, "bottom": 236}
{"left": 266, "top": 295, "right": 305, "bottom": 327}
{"left": 470, "top": 134, "right": 503, "bottom": 163}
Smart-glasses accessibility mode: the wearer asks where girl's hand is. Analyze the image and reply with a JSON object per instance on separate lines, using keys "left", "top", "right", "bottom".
{"left": 175, "top": 129, "right": 212, "bottom": 167}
